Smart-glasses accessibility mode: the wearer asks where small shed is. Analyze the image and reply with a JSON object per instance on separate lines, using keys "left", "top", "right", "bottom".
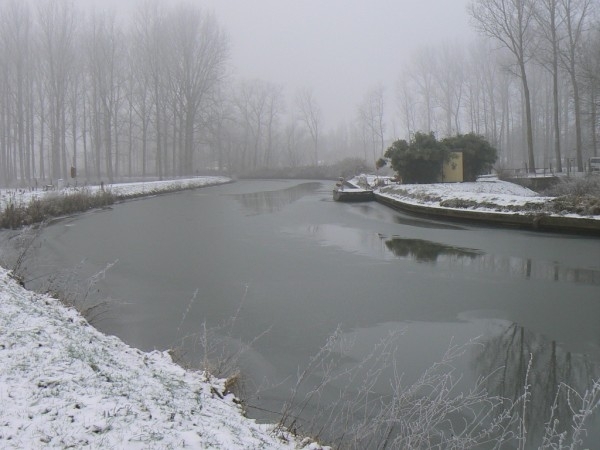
{"left": 442, "top": 152, "right": 463, "bottom": 183}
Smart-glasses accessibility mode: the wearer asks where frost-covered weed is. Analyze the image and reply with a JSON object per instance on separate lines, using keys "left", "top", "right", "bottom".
{"left": 276, "top": 332, "right": 600, "bottom": 450}
{"left": 42, "top": 261, "right": 118, "bottom": 325}
{"left": 0, "top": 189, "right": 115, "bottom": 229}
{"left": 541, "top": 176, "right": 600, "bottom": 197}
{"left": 169, "top": 285, "right": 269, "bottom": 400}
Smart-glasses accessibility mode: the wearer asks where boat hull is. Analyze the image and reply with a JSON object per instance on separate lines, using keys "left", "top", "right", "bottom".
{"left": 333, "top": 188, "right": 374, "bottom": 202}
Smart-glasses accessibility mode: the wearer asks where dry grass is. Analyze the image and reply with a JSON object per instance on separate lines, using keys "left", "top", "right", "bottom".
{"left": 0, "top": 189, "right": 114, "bottom": 229}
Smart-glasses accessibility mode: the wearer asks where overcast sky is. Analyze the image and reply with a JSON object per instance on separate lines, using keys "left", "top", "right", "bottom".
{"left": 89, "top": 0, "right": 474, "bottom": 130}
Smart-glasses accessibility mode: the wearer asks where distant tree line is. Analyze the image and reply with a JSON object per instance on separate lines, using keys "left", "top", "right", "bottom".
{"left": 0, "top": 0, "right": 338, "bottom": 187}
{"left": 395, "top": 0, "right": 599, "bottom": 174}
{"left": 1, "top": 0, "right": 599, "bottom": 187}
{"left": 0, "top": 0, "right": 232, "bottom": 185}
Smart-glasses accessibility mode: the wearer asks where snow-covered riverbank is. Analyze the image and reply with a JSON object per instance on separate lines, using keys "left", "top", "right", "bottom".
{"left": 2, "top": 176, "right": 598, "bottom": 448}
{"left": 0, "top": 268, "right": 311, "bottom": 449}
{"left": 0, "top": 176, "right": 232, "bottom": 212}
{"left": 373, "top": 176, "right": 599, "bottom": 220}
{"left": 0, "top": 177, "right": 325, "bottom": 449}
{"left": 376, "top": 177, "right": 549, "bottom": 210}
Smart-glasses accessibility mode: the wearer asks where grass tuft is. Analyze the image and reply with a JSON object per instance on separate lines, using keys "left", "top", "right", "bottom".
{"left": 0, "top": 189, "right": 115, "bottom": 229}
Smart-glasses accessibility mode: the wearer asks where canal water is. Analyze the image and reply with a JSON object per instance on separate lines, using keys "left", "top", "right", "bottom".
{"left": 28, "top": 179, "right": 600, "bottom": 447}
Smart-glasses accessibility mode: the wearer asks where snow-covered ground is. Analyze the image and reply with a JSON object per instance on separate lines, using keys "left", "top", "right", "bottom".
{"left": 0, "top": 177, "right": 326, "bottom": 450}
{"left": 0, "top": 176, "right": 597, "bottom": 449}
{"left": 365, "top": 175, "right": 600, "bottom": 219}
{"left": 0, "top": 267, "right": 318, "bottom": 449}
{"left": 377, "top": 178, "right": 548, "bottom": 207}
{"left": 0, "top": 176, "right": 231, "bottom": 212}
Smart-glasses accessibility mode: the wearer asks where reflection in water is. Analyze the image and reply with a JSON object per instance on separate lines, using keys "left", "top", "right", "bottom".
{"left": 232, "top": 182, "right": 321, "bottom": 215}
{"left": 288, "top": 224, "right": 600, "bottom": 286}
{"left": 392, "top": 214, "right": 466, "bottom": 230}
{"left": 473, "top": 323, "right": 600, "bottom": 447}
{"left": 349, "top": 203, "right": 465, "bottom": 230}
{"left": 285, "top": 319, "right": 600, "bottom": 448}
{"left": 451, "top": 251, "right": 600, "bottom": 285}
{"left": 384, "top": 236, "right": 482, "bottom": 262}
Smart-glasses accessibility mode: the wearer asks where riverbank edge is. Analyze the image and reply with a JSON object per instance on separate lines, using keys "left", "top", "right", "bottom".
{"left": 374, "top": 191, "right": 600, "bottom": 236}
{"left": 0, "top": 177, "right": 329, "bottom": 449}
{"left": 0, "top": 177, "right": 236, "bottom": 229}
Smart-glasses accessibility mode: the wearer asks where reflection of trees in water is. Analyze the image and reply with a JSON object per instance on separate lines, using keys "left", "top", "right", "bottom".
{"left": 234, "top": 182, "right": 321, "bottom": 215}
{"left": 473, "top": 323, "right": 600, "bottom": 446}
{"left": 382, "top": 235, "right": 600, "bottom": 286}
{"left": 458, "top": 255, "right": 600, "bottom": 285}
{"left": 384, "top": 237, "right": 482, "bottom": 262}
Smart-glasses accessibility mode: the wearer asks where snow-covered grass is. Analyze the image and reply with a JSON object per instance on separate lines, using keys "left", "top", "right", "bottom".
{"left": 0, "top": 267, "right": 318, "bottom": 449}
{"left": 0, "top": 177, "right": 234, "bottom": 229}
{"left": 377, "top": 178, "right": 547, "bottom": 210}
{"left": 0, "top": 176, "right": 231, "bottom": 213}
{"left": 0, "top": 177, "right": 328, "bottom": 449}
{"left": 372, "top": 176, "right": 600, "bottom": 219}
{"left": 1, "top": 176, "right": 598, "bottom": 448}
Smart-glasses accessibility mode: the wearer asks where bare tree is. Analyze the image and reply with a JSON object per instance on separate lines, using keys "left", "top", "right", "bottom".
{"left": 433, "top": 42, "right": 465, "bottom": 136}
{"left": 129, "top": 17, "right": 154, "bottom": 178}
{"left": 85, "top": 11, "right": 124, "bottom": 183}
{"left": 296, "top": 87, "right": 322, "bottom": 165}
{"left": 357, "top": 84, "right": 386, "bottom": 164}
{"left": 469, "top": 0, "right": 537, "bottom": 172}
{"left": 234, "top": 79, "right": 283, "bottom": 170}
{"left": 0, "top": 0, "right": 37, "bottom": 184}
{"left": 470, "top": 42, "right": 504, "bottom": 148}
{"left": 557, "top": 0, "right": 593, "bottom": 171}
{"left": 37, "top": 0, "right": 78, "bottom": 181}
{"left": 534, "top": 0, "right": 564, "bottom": 171}
{"left": 580, "top": 29, "right": 600, "bottom": 158}
{"left": 283, "top": 116, "right": 307, "bottom": 168}
{"left": 262, "top": 83, "right": 284, "bottom": 168}
{"left": 204, "top": 86, "right": 235, "bottom": 172}
{"left": 168, "top": 5, "right": 229, "bottom": 176}
{"left": 409, "top": 46, "right": 437, "bottom": 132}
{"left": 133, "top": 0, "right": 168, "bottom": 179}
{"left": 0, "top": 0, "right": 32, "bottom": 182}
{"left": 395, "top": 71, "right": 417, "bottom": 140}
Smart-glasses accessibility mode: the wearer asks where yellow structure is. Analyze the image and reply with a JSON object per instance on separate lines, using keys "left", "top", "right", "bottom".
{"left": 442, "top": 152, "right": 463, "bottom": 183}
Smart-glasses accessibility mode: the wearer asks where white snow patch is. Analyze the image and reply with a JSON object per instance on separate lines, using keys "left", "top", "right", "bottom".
{"left": 0, "top": 177, "right": 328, "bottom": 449}
{"left": 0, "top": 268, "right": 321, "bottom": 449}
{"left": 378, "top": 179, "right": 550, "bottom": 208}
{"left": 0, "top": 176, "right": 231, "bottom": 212}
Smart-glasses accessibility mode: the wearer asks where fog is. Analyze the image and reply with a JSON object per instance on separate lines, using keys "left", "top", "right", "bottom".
{"left": 2, "top": 0, "right": 598, "bottom": 183}
{"left": 203, "top": 0, "right": 472, "bottom": 124}
{"left": 88, "top": 0, "right": 473, "bottom": 126}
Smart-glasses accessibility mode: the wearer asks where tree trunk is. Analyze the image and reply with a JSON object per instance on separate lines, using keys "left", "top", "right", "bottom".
{"left": 591, "top": 89, "right": 598, "bottom": 158}
{"left": 520, "top": 62, "right": 536, "bottom": 171}
{"left": 105, "top": 103, "right": 113, "bottom": 183}
{"left": 82, "top": 94, "right": 88, "bottom": 179}
{"left": 570, "top": 69, "right": 583, "bottom": 171}
{"left": 154, "top": 80, "right": 162, "bottom": 180}
{"left": 551, "top": 9, "right": 562, "bottom": 172}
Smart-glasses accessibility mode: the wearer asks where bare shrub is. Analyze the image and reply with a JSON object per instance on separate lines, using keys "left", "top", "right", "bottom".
{"left": 169, "top": 285, "right": 270, "bottom": 400}
{"left": 541, "top": 176, "right": 600, "bottom": 197}
{"left": 42, "top": 260, "right": 118, "bottom": 325}
{"left": 0, "top": 225, "right": 44, "bottom": 286}
{"left": 539, "top": 177, "right": 600, "bottom": 216}
{"left": 0, "top": 189, "right": 115, "bottom": 229}
{"left": 275, "top": 331, "right": 600, "bottom": 449}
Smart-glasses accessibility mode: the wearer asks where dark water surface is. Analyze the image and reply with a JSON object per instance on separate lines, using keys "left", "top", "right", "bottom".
{"left": 29, "top": 179, "right": 600, "bottom": 446}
